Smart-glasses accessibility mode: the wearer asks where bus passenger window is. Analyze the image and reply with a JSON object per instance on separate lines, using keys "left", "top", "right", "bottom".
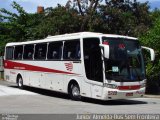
{"left": 47, "top": 42, "right": 62, "bottom": 60}
{"left": 52, "top": 51, "right": 58, "bottom": 58}
{"left": 34, "top": 43, "right": 47, "bottom": 60}
{"left": 23, "top": 44, "right": 34, "bottom": 60}
{"left": 28, "top": 52, "right": 33, "bottom": 59}
{"left": 63, "top": 40, "right": 80, "bottom": 60}
{"left": 14, "top": 46, "right": 23, "bottom": 60}
{"left": 6, "top": 47, "right": 14, "bottom": 60}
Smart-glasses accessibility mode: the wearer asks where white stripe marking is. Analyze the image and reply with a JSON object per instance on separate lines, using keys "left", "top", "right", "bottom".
{"left": 0, "top": 85, "right": 37, "bottom": 96}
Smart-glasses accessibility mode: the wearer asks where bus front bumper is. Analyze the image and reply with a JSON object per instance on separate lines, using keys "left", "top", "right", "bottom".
{"left": 102, "top": 87, "right": 145, "bottom": 100}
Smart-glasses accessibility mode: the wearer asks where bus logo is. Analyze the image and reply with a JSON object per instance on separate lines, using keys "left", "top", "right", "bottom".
{"left": 65, "top": 62, "right": 73, "bottom": 71}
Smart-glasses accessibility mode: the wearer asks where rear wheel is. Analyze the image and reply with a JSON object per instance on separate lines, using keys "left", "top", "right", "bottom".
{"left": 69, "top": 83, "right": 81, "bottom": 101}
{"left": 17, "top": 76, "right": 23, "bottom": 89}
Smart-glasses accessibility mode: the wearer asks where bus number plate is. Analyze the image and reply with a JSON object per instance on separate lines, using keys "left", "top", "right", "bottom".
{"left": 126, "top": 93, "right": 133, "bottom": 96}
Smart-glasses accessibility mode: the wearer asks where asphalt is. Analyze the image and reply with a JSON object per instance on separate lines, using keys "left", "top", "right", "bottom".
{"left": 0, "top": 79, "right": 160, "bottom": 99}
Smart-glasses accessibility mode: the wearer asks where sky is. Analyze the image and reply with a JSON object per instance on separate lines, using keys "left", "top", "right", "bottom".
{"left": 0, "top": 0, "right": 160, "bottom": 13}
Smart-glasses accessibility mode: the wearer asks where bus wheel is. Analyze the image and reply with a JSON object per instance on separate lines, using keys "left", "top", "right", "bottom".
{"left": 17, "top": 76, "right": 23, "bottom": 89}
{"left": 69, "top": 83, "right": 81, "bottom": 101}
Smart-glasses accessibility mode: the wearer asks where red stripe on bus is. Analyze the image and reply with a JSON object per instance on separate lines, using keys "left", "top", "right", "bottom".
{"left": 4, "top": 60, "right": 77, "bottom": 75}
{"left": 118, "top": 85, "right": 141, "bottom": 90}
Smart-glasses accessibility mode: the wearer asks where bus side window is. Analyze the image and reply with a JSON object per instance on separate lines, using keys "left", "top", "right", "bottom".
{"left": 28, "top": 52, "right": 33, "bottom": 59}
{"left": 14, "top": 46, "right": 23, "bottom": 60}
{"left": 34, "top": 43, "right": 47, "bottom": 60}
{"left": 5, "top": 47, "right": 14, "bottom": 60}
{"left": 63, "top": 40, "right": 80, "bottom": 60}
{"left": 47, "top": 42, "right": 63, "bottom": 60}
{"left": 23, "top": 44, "right": 34, "bottom": 60}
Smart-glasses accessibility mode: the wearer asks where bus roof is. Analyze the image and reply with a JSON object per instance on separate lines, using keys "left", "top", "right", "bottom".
{"left": 6, "top": 32, "right": 137, "bottom": 46}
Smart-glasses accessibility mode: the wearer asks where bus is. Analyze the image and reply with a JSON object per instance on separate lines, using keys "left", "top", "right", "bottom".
{"left": 4, "top": 32, "right": 155, "bottom": 100}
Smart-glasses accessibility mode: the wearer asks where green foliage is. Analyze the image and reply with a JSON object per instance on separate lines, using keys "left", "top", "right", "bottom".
{"left": 0, "top": 1, "right": 46, "bottom": 53}
{"left": 0, "top": 0, "right": 152, "bottom": 42}
{"left": 140, "top": 10, "right": 160, "bottom": 94}
{"left": 0, "top": 1, "right": 154, "bottom": 51}
{"left": 0, "top": 1, "right": 27, "bottom": 43}
{"left": 99, "top": 0, "right": 151, "bottom": 36}
{"left": 140, "top": 13, "right": 160, "bottom": 76}
{"left": 35, "top": 6, "right": 81, "bottom": 37}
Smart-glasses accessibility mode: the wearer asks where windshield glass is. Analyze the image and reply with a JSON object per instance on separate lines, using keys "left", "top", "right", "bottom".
{"left": 102, "top": 37, "right": 145, "bottom": 82}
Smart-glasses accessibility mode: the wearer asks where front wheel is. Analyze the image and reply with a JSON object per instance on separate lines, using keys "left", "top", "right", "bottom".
{"left": 69, "top": 84, "right": 81, "bottom": 101}
{"left": 17, "top": 76, "right": 23, "bottom": 89}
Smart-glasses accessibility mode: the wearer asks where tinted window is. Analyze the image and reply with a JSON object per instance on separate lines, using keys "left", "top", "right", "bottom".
{"left": 47, "top": 42, "right": 62, "bottom": 60}
{"left": 34, "top": 43, "right": 47, "bottom": 60}
{"left": 63, "top": 40, "right": 80, "bottom": 60}
{"left": 23, "top": 44, "right": 34, "bottom": 60}
{"left": 102, "top": 37, "right": 145, "bottom": 82}
{"left": 83, "top": 38, "right": 103, "bottom": 82}
{"left": 6, "top": 47, "right": 14, "bottom": 60}
{"left": 14, "top": 46, "right": 23, "bottom": 60}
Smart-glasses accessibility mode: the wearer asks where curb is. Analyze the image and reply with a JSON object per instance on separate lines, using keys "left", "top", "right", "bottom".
{"left": 144, "top": 94, "right": 160, "bottom": 99}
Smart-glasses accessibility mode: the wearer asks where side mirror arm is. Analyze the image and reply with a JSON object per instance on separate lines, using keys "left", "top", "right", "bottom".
{"left": 142, "top": 46, "right": 155, "bottom": 62}
{"left": 99, "top": 44, "right": 110, "bottom": 59}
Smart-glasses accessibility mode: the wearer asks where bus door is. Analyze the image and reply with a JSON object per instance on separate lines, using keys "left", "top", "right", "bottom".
{"left": 83, "top": 38, "right": 104, "bottom": 99}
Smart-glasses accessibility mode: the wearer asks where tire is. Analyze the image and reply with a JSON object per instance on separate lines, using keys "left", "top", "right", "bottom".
{"left": 17, "top": 76, "right": 23, "bottom": 89}
{"left": 69, "top": 83, "right": 81, "bottom": 101}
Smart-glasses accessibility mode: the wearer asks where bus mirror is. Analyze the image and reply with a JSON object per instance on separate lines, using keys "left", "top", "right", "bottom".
{"left": 99, "top": 44, "right": 110, "bottom": 59}
{"left": 142, "top": 46, "right": 155, "bottom": 61}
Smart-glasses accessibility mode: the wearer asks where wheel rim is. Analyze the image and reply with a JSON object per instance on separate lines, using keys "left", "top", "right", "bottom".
{"left": 72, "top": 86, "right": 80, "bottom": 97}
{"left": 18, "top": 78, "right": 23, "bottom": 87}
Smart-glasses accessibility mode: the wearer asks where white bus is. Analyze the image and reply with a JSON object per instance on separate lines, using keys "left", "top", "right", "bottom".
{"left": 4, "top": 32, "right": 155, "bottom": 100}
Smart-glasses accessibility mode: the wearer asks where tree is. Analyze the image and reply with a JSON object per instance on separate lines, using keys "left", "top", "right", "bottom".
{"left": 0, "top": 1, "right": 28, "bottom": 40}
{"left": 99, "top": 0, "right": 151, "bottom": 36}
{"left": 140, "top": 16, "right": 160, "bottom": 76}
{"left": 34, "top": 5, "right": 81, "bottom": 38}
{"left": 66, "top": 0, "right": 103, "bottom": 31}
{"left": 0, "top": 0, "right": 154, "bottom": 53}
{"left": 140, "top": 10, "right": 160, "bottom": 94}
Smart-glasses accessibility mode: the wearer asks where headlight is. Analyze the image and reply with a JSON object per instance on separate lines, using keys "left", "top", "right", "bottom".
{"left": 140, "top": 83, "right": 146, "bottom": 88}
{"left": 104, "top": 83, "right": 118, "bottom": 89}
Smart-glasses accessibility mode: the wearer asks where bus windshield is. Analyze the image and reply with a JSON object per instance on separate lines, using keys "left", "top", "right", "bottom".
{"left": 102, "top": 37, "right": 145, "bottom": 82}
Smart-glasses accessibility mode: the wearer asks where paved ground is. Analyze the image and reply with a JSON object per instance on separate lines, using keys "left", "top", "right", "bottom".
{"left": 0, "top": 80, "right": 160, "bottom": 119}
